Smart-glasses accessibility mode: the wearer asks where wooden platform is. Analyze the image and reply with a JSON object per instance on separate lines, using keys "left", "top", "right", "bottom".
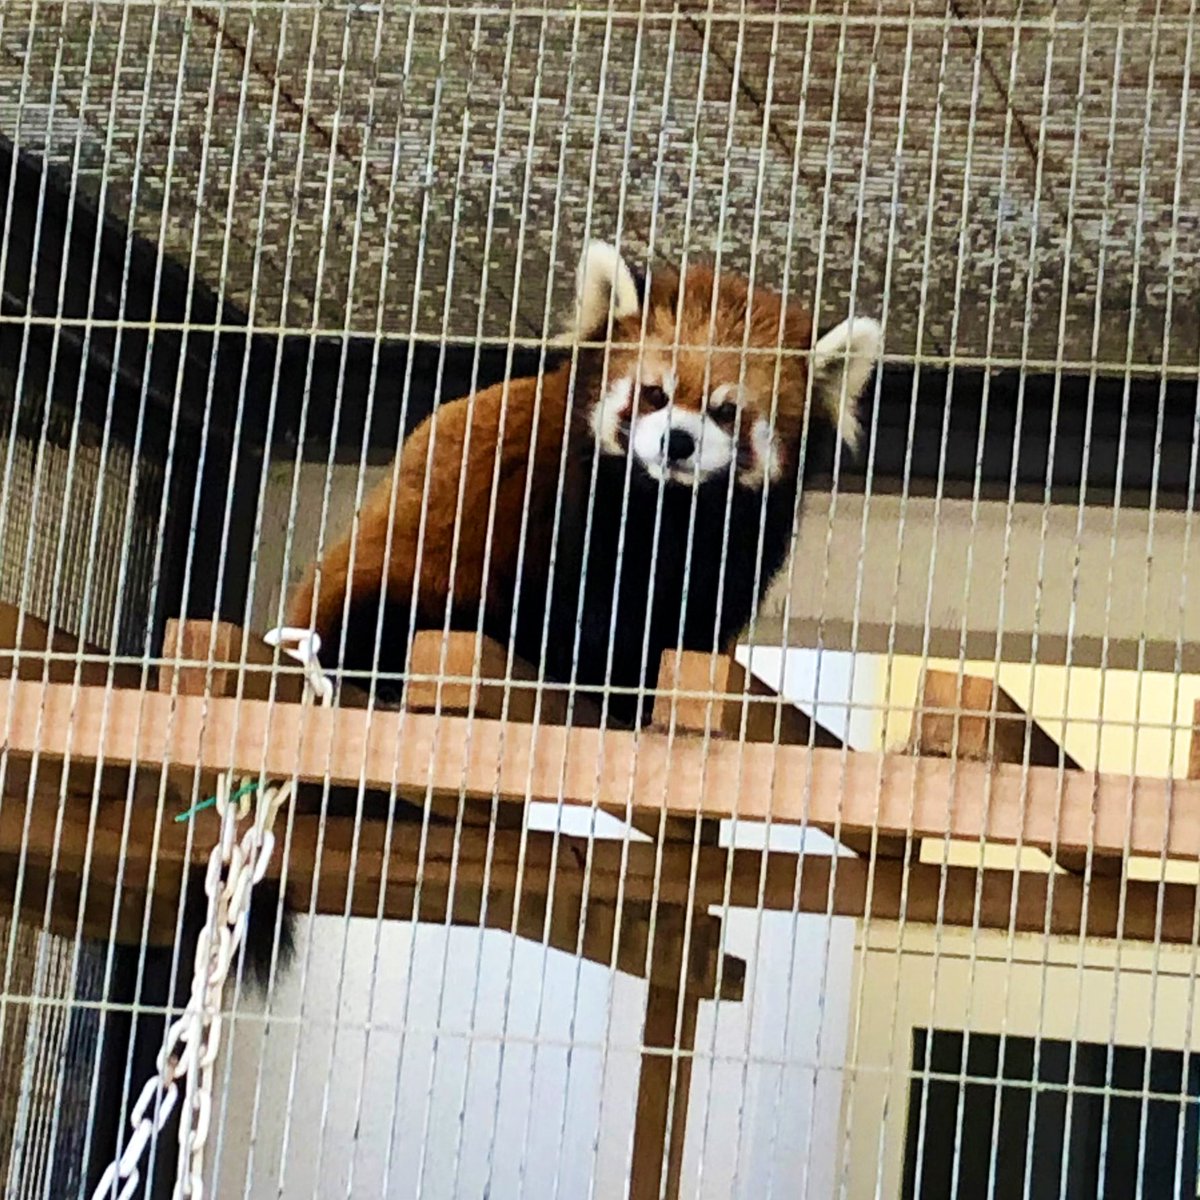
{"left": 0, "top": 605, "right": 1196, "bottom": 1199}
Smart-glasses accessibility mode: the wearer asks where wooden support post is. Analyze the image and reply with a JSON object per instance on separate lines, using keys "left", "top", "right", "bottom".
{"left": 406, "top": 629, "right": 602, "bottom": 728}
{"left": 911, "top": 669, "right": 1119, "bottom": 875}
{"left": 630, "top": 980, "right": 698, "bottom": 1200}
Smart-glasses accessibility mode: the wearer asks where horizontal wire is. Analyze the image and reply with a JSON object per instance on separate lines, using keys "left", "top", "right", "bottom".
{"left": 1, "top": 311, "right": 1198, "bottom": 378}
{"left": 0, "top": 1, "right": 1191, "bottom": 31}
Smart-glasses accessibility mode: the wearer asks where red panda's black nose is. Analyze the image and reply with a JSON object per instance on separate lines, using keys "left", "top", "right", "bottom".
{"left": 664, "top": 428, "right": 695, "bottom": 462}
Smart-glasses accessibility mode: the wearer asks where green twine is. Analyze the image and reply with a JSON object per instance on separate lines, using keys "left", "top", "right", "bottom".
{"left": 174, "top": 780, "right": 259, "bottom": 823}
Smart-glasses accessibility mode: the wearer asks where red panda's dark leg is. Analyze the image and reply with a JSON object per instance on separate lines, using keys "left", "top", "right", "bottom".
{"left": 286, "top": 487, "right": 417, "bottom": 695}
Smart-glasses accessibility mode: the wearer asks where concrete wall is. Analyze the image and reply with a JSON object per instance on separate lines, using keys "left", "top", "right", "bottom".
{"left": 2, "top": 3, "right": 1196, "bottom": 370}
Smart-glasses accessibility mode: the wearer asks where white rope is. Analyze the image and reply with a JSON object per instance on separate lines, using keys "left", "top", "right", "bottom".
{"left": 90, "top": 629, "right": 332, "bottom": 1200}
{"left": 263, "top": 625, "right": 335, "bottom": 706}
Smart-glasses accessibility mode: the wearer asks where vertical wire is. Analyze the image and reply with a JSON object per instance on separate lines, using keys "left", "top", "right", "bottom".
{"left": 292, "top": 7, "right": 426, "bottom": 1200}
{"left": 65, "top": 0, "right": 178, "bottom": 1179}
{"left": 202, "top": 3, "right": 330, "bottom": 1188}
{"left": 1050, "top": 14, "right": 1137, "bottom": 1200}
{"left": 740, "top": 4, "right": 846, "bottom": 1195}
{"left": 101, "top": 4, "right": 222, "bottom": 1187}
{"left": 124, "top": 26, "right": 264, "bottom": 1191}
{"left": 516, "top": 1, "right": 666, "bottom": 1194}
{"left": 502, "top": 5, "right": 634, "bottom": 1184}
{"left": 1126, "top": 5, "right": 1189, "bottom": 1185}
{"left": 34, "top": 0, "right": 139, "bottom": 1087}
{"left": 867, "top": 6, "right": 973, "bottom": 1192}
{"left": 364, "top": 7, "right": 470, "bottom": 1194}
{"left": 465, "top": 7, "right": 600, "bottom": 1197}
{"left": 0, "top": 0, "right": 86, "bottom": 1037}
{"left": 276, "top": 4, "right": 394, "bottom": 1196}
{"left": 566, "top": 5, "right": 739, "bottom": 1198}
{"left": 0, "top": 7, "right": 112, "bottom": 1181}
{"left": 951, "top": 16, "right": 1092, "bottom": 1200}
{"left": 1039, "top": 13, "right": 1148, "bottom": 1199}
{"left": 52, "top": 1, "right": 201, "bottom": 1186}
{"left": 391, "top": 14, "right": 510, "bottom": 1196}
{"left": 830, "top": 3, "right": 924, "bottom": 1192}
{"left": 944, "top": 17, "right": 1060, "bottom": 1200}
{"left": 197, "top": 4, "right": 296, "bottom": 1189}
{"left": 775, "top": 5, "right": 891, "bottom": 1195}
{"left": 639, "top": 5, "right": 761, "bottom": 1195}
{"left": 35, "top": 1, "right": 222, "bottom": 1192}
{"left": 243, "top": 4, "right": 346, "bottom": 1191}
{"left": 419, "top": 7, "right": 540, "bottom": 1195}
{"left": 693, "top": 3, "right": 793, "bottom": 1195}
{"left": 1154, "top": 8, "right": 1200, "bottom": 1192}
{"left": 1091, "top": 8, "right": 1168, "bottom": 1195}
{"left": 494, "top": 12, "right": 657, "bottom": 1200}
{"left": 983, "top": 15, "right": 1092, "bottom": 1200}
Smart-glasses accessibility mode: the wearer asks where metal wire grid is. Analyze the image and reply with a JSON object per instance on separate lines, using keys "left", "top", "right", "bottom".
{"left": 0, "top": 2, "right": 1195, "bottom": 1199}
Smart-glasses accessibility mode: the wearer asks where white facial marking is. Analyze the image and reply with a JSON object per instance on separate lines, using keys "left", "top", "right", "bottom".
{"left": 590, "top": 376, "right": 631, "bottom": 454}
{"left": 630, "top": 406, "right": 735, "bottom": 484}
{"left": 748, "top": 417, "right": 782, "bottom": 484}
{"left": 591, "top": 372, "right": 783, "bottom": 487}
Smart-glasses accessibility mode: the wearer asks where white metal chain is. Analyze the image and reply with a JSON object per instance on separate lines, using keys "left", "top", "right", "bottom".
{"left": 91, "top": 629, "right": 331, "bottom": 1200}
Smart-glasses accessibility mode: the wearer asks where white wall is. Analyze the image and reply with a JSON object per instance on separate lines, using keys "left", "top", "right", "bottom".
{"left": 208, "top": 899, "right": 858, "bottom": 1199}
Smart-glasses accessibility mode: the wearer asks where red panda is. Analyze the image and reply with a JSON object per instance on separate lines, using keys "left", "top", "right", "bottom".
{"left": 285, "top": 239, "right": 882, "bottom": 729}
{"left": 216, "top": 241, "right": 881, "bottom": 990}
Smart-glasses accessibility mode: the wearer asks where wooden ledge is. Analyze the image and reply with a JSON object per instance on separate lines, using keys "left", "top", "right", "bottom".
{"left": 0, "top": 677, "right": 1187, "bottom": 864}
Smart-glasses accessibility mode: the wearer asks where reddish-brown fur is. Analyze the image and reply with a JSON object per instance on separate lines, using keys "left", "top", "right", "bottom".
{"left": 286, "top": 259, "right": 820, "bottom": 669}
{"left": 287, "top": 368, "right": 572, "bottom": 645}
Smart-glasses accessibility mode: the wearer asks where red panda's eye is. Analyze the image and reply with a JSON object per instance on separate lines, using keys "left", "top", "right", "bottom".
{"left": 710, "top": 400, "right": 739, "bottom": 424}
{"left": 639, "top": 385, "right": 669, "bottom": 411}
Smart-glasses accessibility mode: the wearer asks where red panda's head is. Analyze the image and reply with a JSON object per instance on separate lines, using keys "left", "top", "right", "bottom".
{"left": 561, "top": 240, "right": 882, "bottom": 489}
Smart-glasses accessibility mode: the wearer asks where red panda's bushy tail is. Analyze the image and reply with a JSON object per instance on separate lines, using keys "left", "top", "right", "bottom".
{"left": 180, "top": 869, "right": 297, "bottom": 993}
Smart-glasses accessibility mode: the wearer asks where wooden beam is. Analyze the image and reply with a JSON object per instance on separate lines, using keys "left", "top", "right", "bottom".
{"left": 161, "top": 618, "right": 309, "bottom": 704}
{"left": 2, "top": 680, "right": 1194, "bottom": 863}
{"left": 0, "top": 789, "right": 1190, "bottom": 945}
{"left": 911, "top": 669, "right": 1117, "bottom": 875}
{"left": 0, "top": 602, "right": 143, "bottom": 690}
{"left": 161, "top": 617, "right": 385, "bottom": 713}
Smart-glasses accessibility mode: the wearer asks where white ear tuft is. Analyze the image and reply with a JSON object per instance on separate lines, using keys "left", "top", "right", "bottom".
{"left": 811, "top": 315, "right": 882, "bottom": 456}
{"left": 559, "top": 239, "right": 641, "bottom": 343}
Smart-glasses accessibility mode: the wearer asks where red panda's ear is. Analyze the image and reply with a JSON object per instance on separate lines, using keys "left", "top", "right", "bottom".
{"left": 557, "top": 240, "right": 643, "bottom": 343}
{"left": 810, "top": 316, "right": 883, "bottom": 455}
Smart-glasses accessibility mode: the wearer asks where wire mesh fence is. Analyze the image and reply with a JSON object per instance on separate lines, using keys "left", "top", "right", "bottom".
{"left": 0, "top": 2, "right": 1196, "bottom": 1198}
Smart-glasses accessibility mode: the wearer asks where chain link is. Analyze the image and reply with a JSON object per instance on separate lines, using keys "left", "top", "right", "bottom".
{"left": 91, "top": 774, "right": 295, "bottom": 1200}
{"left": 91, "top": 628, "right": 329, "bottom": 1200}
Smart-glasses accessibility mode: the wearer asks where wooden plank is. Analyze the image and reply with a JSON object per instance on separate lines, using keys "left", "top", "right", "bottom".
{"left": 630, "top": 983, "right": 697, "bottom": 1200}
{"left": 0, "top": 679, "right": 1191, "bottom": 863}
{"left": 0, "top": 603, "right": 142, "bottom": 690}
{"left": 912, "top": 670, "right": 1117, "bottom": 876}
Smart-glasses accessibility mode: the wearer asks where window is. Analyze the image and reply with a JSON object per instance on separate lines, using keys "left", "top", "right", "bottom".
{"left": 902, "top": 1029, "right": 1200, "bottom": 1199}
